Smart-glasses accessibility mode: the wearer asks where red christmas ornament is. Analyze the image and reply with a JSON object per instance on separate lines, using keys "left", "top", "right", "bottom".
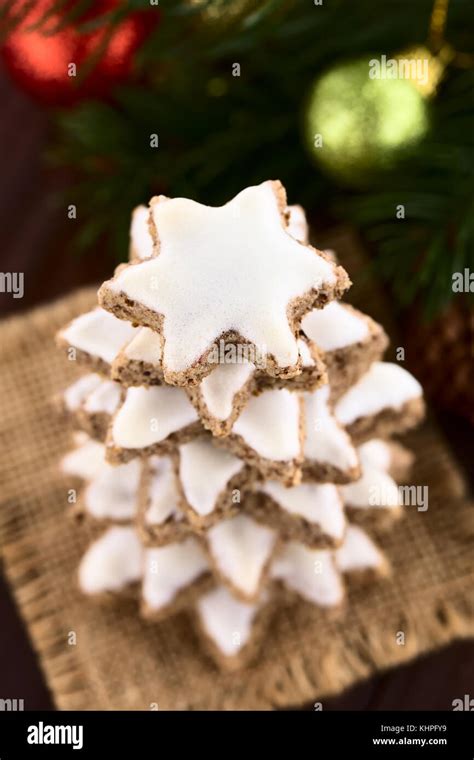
{"left": 2, "top": 0, "right": 156, "bottom": 106}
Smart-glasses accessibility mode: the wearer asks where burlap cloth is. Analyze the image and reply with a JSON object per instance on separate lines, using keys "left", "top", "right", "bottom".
{"left": 1, "top": 282, "right": 473, "bottom": 710}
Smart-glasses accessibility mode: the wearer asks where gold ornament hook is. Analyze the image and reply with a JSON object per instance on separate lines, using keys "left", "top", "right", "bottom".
{"left": 429, "top": 0, "right": 474, "bottom": 68}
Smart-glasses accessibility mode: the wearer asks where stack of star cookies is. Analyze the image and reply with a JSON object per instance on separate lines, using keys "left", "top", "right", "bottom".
{"left": 56, "top": 181, "right": 424, "bottom": 671}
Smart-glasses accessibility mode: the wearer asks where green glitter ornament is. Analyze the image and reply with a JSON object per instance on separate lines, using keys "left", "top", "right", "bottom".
{"left": 305, "top": 57, "right": 430, "bottom": 186}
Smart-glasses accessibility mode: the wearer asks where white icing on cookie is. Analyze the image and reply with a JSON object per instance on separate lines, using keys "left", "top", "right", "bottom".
{"left": 60, "top": 436, "right": 105, "bottom": 480}
{"left": 199, "top": 361, "right": 255, "bottom": 421}
{"left": 83, "top": 379, "right": 121, "bottom": 415}
{"left": 60, "top": 307, "right": 137, "bottom": 364}
{"left": 123, "top": 326, "right": 162, "bottom": 364}
{"left": 72, "top": 431, "right": 91, "bottom": 445}
{"left": 232, "top": 388, "right": 301, "bottom": 461}
{"left": 198, "top": 339, "right": 313, "bottom": 424}
{"left": 130, "top": 204, "right": 154, "bottom": 260}
{"left": 271, "top": 542, "right": 343, "bottom": 606}
{"left": 335, "top": 525, "right": 386, "bottom": 573}
{"left": 145, "top": 456, "right": 182, "bottom": 525}
{"left": 196, "top": 585, "right": 261, "bottom": 656}
{"left": 78, "top": 526, "right": 142, "bottom": 594}
{"left": 108, "top": 181, "right": 338, "bottom": 373}
{"left": 142, "top": 538, "right": 208, "bottom": 610}
{"left": 261, "top": 481, "right": 345, "bottom": 540}
{"left": 286, "top": 204, "right": 309, "bottom": 243}
{"left": 341, "top": 466, "right": 400, "bottom": 508}
{"left": 84, "top": 459, "right": 141, "bottom": 521}
{"left": 178, "top": 438, "right": 243, "bottom": 516}
{"left": 357, "top": 439, "right": 392, "bottom": 472}
{"left": 335, "top": 362, "right": 422, "bottom": 425}
{"left": 112, "top": 386, "right": 198, "bottom": 449}
{"left": 303, "top": 385, "right": 358, "bottom": 470}
{"left": 296, "top": 338, "right": 315, "bottom": 367}
{"left": 302, "top": 301, "right": 369, "bottom": 352}
{"left": 207, "top": 514, "right": 277, "bottom": 597}
{"left": 63, "top": 373, "right": 102, "bottom": 411}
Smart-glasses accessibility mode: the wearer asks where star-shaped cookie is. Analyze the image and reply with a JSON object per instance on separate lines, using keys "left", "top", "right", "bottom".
{"left": 61, "top": 374, "right": 122, "bottom": 440}
{"left": 335, "top": 362, "right": 424, "bottom": 443}
{"left": 99, "top": 181, "right": 350, "bottom": 386}
{"left": 57, "top": 307, "right": 138, "bottom": 375}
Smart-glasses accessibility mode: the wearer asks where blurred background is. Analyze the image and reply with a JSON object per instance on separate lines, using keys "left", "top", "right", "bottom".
{"left": 0, "top": 0, "right": 472, "bottom": 709}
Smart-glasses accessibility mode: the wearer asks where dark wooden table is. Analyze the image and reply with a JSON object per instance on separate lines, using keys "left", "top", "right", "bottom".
{"left": 1, "top": 69, "right": 472, "bottom": 711}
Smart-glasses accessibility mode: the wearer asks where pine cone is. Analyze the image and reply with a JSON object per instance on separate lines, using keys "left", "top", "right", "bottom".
{"left": 404, "top": 300, "right": 474, "bottom": 425}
